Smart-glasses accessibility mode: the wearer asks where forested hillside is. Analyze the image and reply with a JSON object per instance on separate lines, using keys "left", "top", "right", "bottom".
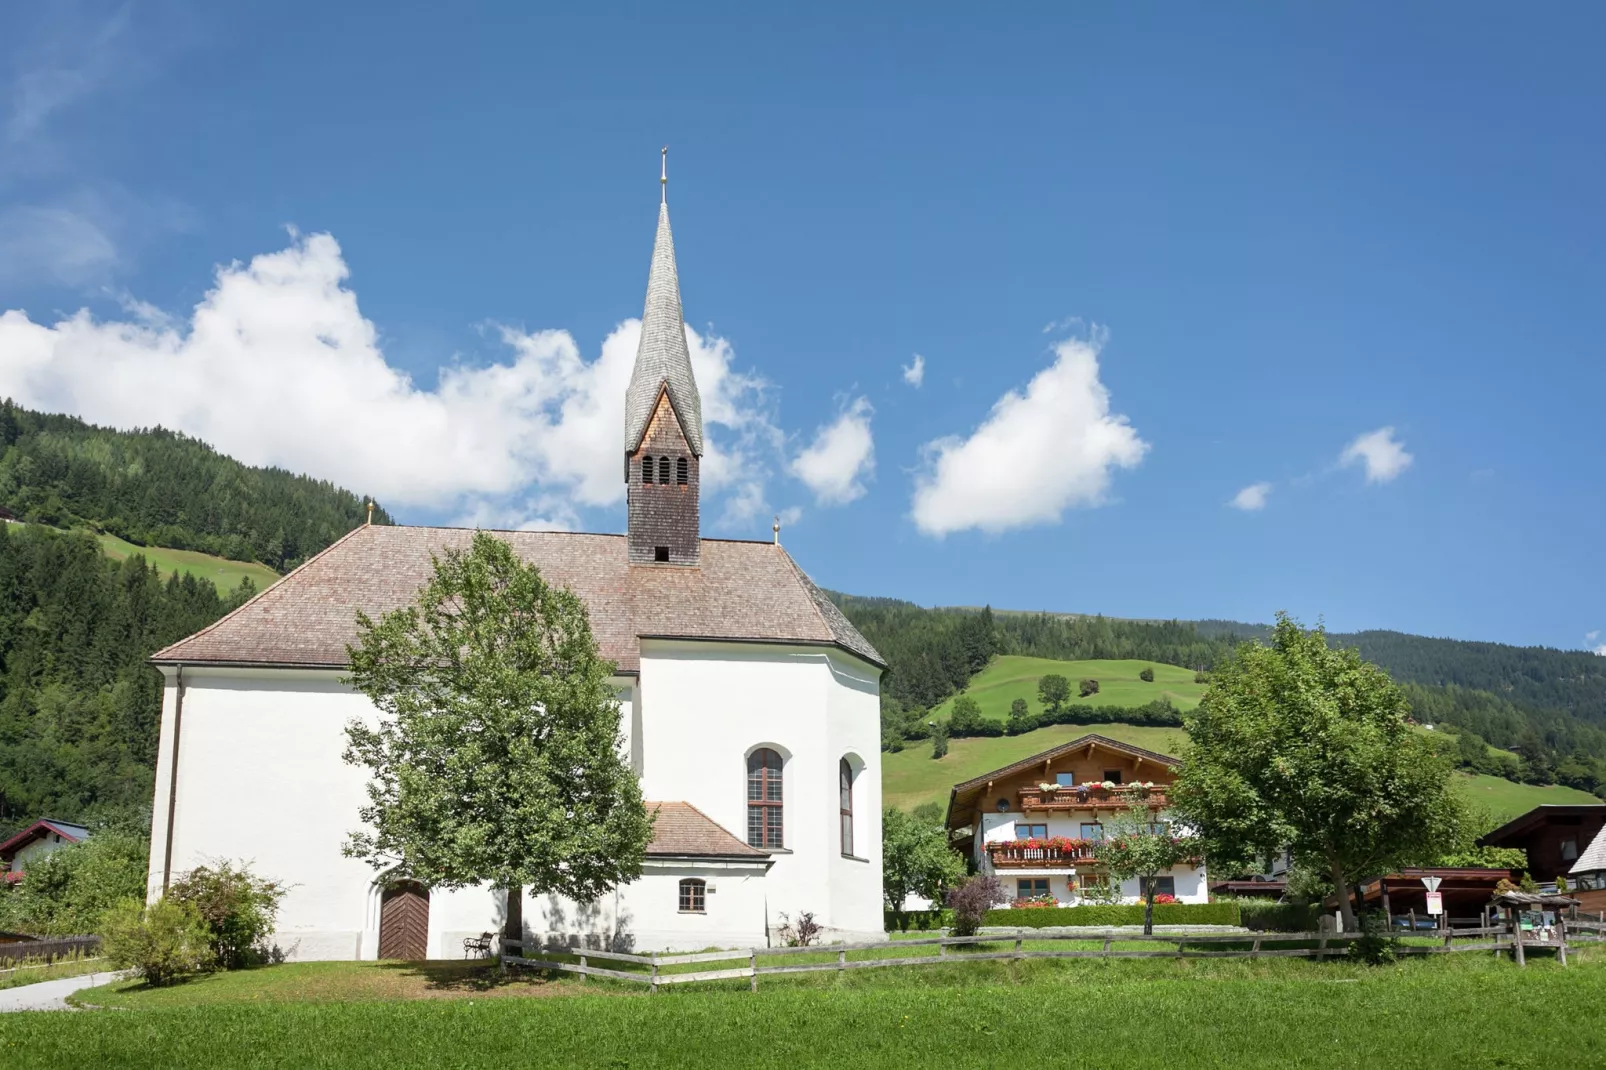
{"left": 0, "top": 401, "right": 391, "bottom": 571}
{"left": 0, "top": 524, "right": 255, "bottom": 830}
{"left": 832, "top": 594, "right": 1606, "bottom": 800}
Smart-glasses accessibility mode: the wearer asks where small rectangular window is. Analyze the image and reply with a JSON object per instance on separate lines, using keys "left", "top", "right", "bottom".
{"left": 1149, "top": 876, "right": 1176, "bottom": 898}
{"left": 1562, "top": 837, "right": 1580, "bottom": 861}
{"left": 654, "top": 546, "right": 670, "bottom": 563}
{"left": 1080, "top": 823, "right": 1104, "bottom": 841}
{"left": 1014, "top": 824, "right": 1047, "bottom": 840}
{"left": 679, "top": 879, "right": 706, "bottom": 913}
{"left": 1102, "top": 770, "right": 1123, "bottom": 785}
{"left": 1016, "top": 878, "right": 1050, "bottom": 898}
{"left": 1054, "top": 772, "right": 1075, "bottom": 787}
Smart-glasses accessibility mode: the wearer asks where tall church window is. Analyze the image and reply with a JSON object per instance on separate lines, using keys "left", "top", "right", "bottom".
{"left": 641, "top": 456, "right": 654, "bottom": 484}
{"left": 676, "top": 457, "right": 688, "bottom": 485}
{"left": 839, "top": 758, "right": 854, "bottom": 857}
{"left": 658, "top": 456, "right": 671, "bottom": 483}
{"left": 747, "top": 748, "right": 783, "bottom": 848}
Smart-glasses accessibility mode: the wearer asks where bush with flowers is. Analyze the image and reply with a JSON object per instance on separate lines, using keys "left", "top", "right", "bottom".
{"left": 1009, "top": 894, "right": 1059, "bottom": 909}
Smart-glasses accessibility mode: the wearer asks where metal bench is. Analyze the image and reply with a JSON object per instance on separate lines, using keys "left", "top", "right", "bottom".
{"left": 463, "top": 931, "right": 495, "bottom": 958}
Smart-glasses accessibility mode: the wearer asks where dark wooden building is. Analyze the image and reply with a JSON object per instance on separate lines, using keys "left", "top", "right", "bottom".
{"left": 1478, "top": 804, "right": 1606, "bottom": 883}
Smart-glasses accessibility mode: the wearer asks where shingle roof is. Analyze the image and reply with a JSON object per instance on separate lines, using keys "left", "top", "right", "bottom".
{"left": 624, "top": 200, "right": 704, "bottom": 461}
{"left": 1571, "top": 825, "right": 1606, "bottom": 875}
{"left": 150, "top": 525, "right": 884, "bottom": 672}
{"left": 646, "top": 802, "right": 767, "bottom": 859}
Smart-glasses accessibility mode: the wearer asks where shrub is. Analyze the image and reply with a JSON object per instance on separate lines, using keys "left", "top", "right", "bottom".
{"left": 1006, "top": 698, "right": 1039, "bottom": 736}
{"left": 884, "top": 908, "right": 953, "bottom": 932}
{"left": 1235, "top": 899, "right": 1322, "bottom": 932}
{"left": 1139, "top": 667, "right": 1155, "bottom": 683}
{"left": 99, "top": 898, "right": 216, "bottom": 986}
{"left": 776, "top": 911, "right": 821, "bottom": 947}
{"left": 946, "top": 875, "right": 1005, "bottom": 937}
{"left": 982, "top": 902, "right": 1242, "bottom": 928}
{"left": 947, "top": 696, "right": 989, "bottom": 736}
{"left": 1078, "top": 678, "right": 1100, "bottom": 698}
{"left": 0, "top": 830, "right": 149, "bottom": 937}
{"left": 930, "top": 725, "right": 949, "bottom": 759}
{"left": 166, "top": 862, "right": 286, "bottom": 969}
{"left": 1347, "top": 910, "right": 1399, "bottom": 965}
{"left": 1194, "top": 671, "right": 1209, "bottom": 684}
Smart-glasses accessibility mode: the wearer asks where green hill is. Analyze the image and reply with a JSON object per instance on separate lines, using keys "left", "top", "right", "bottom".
{"left": 93, "top": 531, "right": 280, "bottom": 595}
{"left": 929, "top": 655, "right": 1205, "bottom": 723}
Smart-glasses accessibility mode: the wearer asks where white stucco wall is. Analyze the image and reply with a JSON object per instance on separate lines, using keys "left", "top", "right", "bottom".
{"left": 9, "top": 834, "right": 73, "bottom": 873}
{"left": 147, "top": 638, "right": 885, "bottom": 959}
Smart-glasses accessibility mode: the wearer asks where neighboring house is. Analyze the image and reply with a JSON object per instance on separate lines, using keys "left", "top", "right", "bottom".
{"left": 1332, "top": 867, "right": 1514, "bottom": 924}
{"left": 1477, "top": 805, "right": 1606, "bottom": 884}
{"left": 144, "top": 177, "right": 887, "bottom": 961}
{"left": 943, "top": 734, "right": 1208, "bottom": 905}
{"left": 1, "top": 819, "right": 91, "bottom": 882}
{"left": 1566, "top": 825, "right": 1606, "bottom": 915}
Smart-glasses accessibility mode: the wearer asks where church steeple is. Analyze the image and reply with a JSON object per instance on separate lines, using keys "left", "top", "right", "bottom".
{"left": 625, "top": 148, "right": 702, "bottom": 567}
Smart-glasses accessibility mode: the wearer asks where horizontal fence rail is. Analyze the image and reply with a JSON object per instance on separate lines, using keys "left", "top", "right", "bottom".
{"left": 503, "top": 922, "right": 1601, "bottom": 991}
{"left": 0, "top": 935, "right": 99, "bottom": 966}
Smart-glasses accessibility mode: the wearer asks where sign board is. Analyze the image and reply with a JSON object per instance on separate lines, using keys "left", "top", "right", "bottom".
{"left": 1420, "top": 875, "right": 1443, "bottom": 893}
{"left": 1425, "top": 891, "right": 1444, "bottom": 916}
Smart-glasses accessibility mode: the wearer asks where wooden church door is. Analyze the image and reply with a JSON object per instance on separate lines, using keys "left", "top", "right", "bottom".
{"left": 378, "top": 881, "right": 430, "bottom": 960}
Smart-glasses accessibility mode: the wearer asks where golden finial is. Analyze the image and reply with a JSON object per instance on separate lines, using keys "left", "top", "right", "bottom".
{"left": 366, "top": 501, "right": 374, "bottom": 526}
{"left": 661, "top": 145, "right": 668, "bottom": 203}
{"left": 773, "top": 514, "right": 780, "bottom": 546}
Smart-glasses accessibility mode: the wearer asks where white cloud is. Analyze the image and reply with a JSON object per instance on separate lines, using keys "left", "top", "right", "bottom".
{"left": 910, "top": 333, "right": 1148, "bottom": 536}
{"left": 1588, "top": 631, "right": 1605, "bottom": 656}
{"left": 901, "top": 354, "right": 925, "bottom": 388}
{"left": 0, "top": 230, "right": 781, "bottom": 529}
{"left": 1229, "top": 482, "right": 1272, "bottom": 511}
{"left": 790, "top": 397, "right": 875, "bottom": 506}
{"left": 1340, "top": 427, "right": 1413, "bottom": 484}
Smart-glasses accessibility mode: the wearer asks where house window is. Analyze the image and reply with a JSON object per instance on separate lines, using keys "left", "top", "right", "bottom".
{"left": 676, "top": 457, "right": 688, "bottom": 485}
{"left": 679, "top": 878, "right": 706, "bottom": 913}
{"left": 1149, "top": 821, "right": 1171, "bottom": 836}
{"left": 654, "top": 546, "right": 670, "bottom": 562}
{"left": 658, "top": 456, "right": 671, "bottom": 483}
{"left": 747, "top": 748, "right": 783, "bottom": 848}
{"left": 839, "top": 759, "right": 854, "bottom": 857}
{"left": 641, "top": 456, "right": 655, "bottom": 484}
{"left": 1147, "top": 876, "right": 1176, "bottom": 899}
{"left": 1080, "top": 822, "right": 1104, "bottom": 841}
{"left": 1014, "top": 824, "right": 1048, "bottom": 840}
{"left": 1102, "top": 770, "right": 1123, "bottom": 785}
{"left": 1562, "top": 837, "right": 1580, "bottom": 861}
{"left": 1054, "top": 772, "right": 1075, "bottom": 787}
{"left": 1017, "top": 878, "right": 1050, "bottom": 898}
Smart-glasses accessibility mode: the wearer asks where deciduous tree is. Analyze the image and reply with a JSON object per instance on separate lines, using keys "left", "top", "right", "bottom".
{"left": 1172, "top": 614, "right": 1460, "bottom": 932}
{"left": 1093, "top": 805, "right": 1201, "bottom": 935}
{"left": 1037, "top": 674, "right": 1070, "bottom": 713}
{"left": 881, "top": 806, "right": 966, "bottom": 928}
{"left": 343, "top": 532, "right": 652, "bottom": 942}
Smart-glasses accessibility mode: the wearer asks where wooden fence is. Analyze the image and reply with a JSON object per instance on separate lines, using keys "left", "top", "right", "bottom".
{"left": 0, "top": 935, "right": 99, "bottom": 966}
{"left": 505, "top": 920, "right": 1605, "bottom": 991}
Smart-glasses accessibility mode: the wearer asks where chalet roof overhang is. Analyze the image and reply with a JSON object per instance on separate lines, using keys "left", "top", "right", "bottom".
{"left": 1476, "top": 805, "right": 1606, "bottom": 847}
{"left": 943, "top": 733, "right": 1182, "bottom": 832}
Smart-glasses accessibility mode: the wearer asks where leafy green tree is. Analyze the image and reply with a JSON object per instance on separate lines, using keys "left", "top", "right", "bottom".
{"left": 948, "top": 695, "right": 986, "bottom": 735}
{"left": 1037, "top": 674, "right": 1070, "bottom": 713}
{"left": 1078, "top": 678, "right": 1100, "bottom": 698}
{"left": 1006, "top": 697, "right": 1038, "bottom": 736}
{"left": 166, "top": 861, "right": 287, "bottom": 968}
{"left": 1093, "top": 805, "right": 1201, "bottom": 935}
{"left": 1139, "top": 667, "right": 1155, "bottom": 683}
{"left": 1172, "top": 614, "right": 1460, "bottom": 931}
{"left": 930, "top": 724, "right": 949, "bottom": 760}
{"left": 343, "top": 531, "right": 653, "bottom": 942}
{"left": 881, "top": 806, "right": 966, "bottom": 929}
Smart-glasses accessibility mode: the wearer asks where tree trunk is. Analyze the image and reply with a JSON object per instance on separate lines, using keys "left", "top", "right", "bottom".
{"left": 503, "top": 884, "right": 524, "bottom": 951}
{"left": 1143, "top": 874, "right": 1156, "bottom": 936}
{"left": 1328, "top": 854, "right": 1356, "bottom": 933}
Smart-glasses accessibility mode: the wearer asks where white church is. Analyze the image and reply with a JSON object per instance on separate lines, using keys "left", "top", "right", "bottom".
{"left": 145, "top": 170, "right": 888, "bottom": 959}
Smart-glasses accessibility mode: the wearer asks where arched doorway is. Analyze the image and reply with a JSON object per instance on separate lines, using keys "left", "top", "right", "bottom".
{"left": 378, "top": 880, "right": 430, "bottom": 960}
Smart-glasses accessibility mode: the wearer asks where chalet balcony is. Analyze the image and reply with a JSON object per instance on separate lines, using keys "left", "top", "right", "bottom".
{"left": 987, "top": 839, "right": 1102, "bottom": 868}
{"left": 1018, "top": 785, "right": 1170, "bottom": 811}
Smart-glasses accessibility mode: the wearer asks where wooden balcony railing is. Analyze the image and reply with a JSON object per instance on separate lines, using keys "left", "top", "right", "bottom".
{"left": 1018, "top": 785, "right": 1169, "bottom": 811}
{"left": 986, "top": 840, "right": 1102, "bottom": 868}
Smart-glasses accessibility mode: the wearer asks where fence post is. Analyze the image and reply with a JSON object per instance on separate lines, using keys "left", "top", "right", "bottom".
{"left": 938, "top": 939, "right": 946, "bottom": 958}
{"left": 1409, "top": 908, "right": 1416, "bottom": 933}
{"left": 1510, "top": 910, "right": 1526, "bottom": 968}
{"left": 837, "top": 948, "right": 846, "bottom": 977}
{"left": 1102, "top": 937, "right": 1111, "bottom": 961}
{"left": 1316, "top": 931, "right": 1328, "bottom": 962}
{"left": 650, "top": 952, "right": 660, "bottom": 994}
{"left": 1250, "top": 936, "right": 1261, "bottom": 961}
{"left": 750, "top": 949, "right": 758, "bottom": 993}
{"left": 1557, "top": 919, "right": 1569, "bottom": 968}
{"left": 579, "top": 953, "right": 587, "bottom": 983}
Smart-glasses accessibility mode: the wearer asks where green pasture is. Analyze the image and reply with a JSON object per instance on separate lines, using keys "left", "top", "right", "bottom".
{"left": 930, "top": 656, "right": 1206, "bottom": 723}
{"left": 93, "top": 531, "right": 280, "bottom": 595}
{"left": 1452, "top": 770, "right": 1599, "bottom": 821}
{"left": 10, "top": 950, "right": 1596, "bottom": 1068}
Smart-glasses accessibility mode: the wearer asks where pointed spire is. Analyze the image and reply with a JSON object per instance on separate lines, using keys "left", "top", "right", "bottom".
{"left": 624, "top": 153, "right": 705, "bottom": 462}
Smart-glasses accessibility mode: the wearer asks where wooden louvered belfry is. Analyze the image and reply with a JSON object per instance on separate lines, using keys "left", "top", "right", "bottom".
{"left": 378, "top": 880, "right": 430, "bottom": 960}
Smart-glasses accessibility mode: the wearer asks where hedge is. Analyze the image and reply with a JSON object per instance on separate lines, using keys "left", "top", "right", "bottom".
{"left": 884, "top": 909, "right": 954, "bottom": 932}
{"left": 980, "top": 902, "right": 1242, "bottom": 928}
{"left": 1234, "top": 899, "right": 1322, "bottom": 932}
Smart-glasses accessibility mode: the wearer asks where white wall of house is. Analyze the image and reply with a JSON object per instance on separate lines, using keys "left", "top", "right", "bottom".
{"left": 147, "top": 640, "right": 884, "bottom": 959}
{"left": 9, "top": 834, "right": 76, "bottom": 873}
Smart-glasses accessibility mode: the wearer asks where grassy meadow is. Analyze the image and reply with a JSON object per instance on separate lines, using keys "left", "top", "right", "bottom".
{"left": 929, "top": 656, "right": 1207, "bottom": 723}
{"left": 7, "top": 952, "right": 1595, "bottom": 1068}
{"left": 1452, "top": 770, "right": 1598, "bottom": 820}
{"left": 93, "top": 531, "right": 281, "bottom": 594}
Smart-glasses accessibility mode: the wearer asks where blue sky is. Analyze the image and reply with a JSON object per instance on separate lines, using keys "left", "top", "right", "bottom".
{"left": 1, "top": 3, "right": 1602, "bottom": 650}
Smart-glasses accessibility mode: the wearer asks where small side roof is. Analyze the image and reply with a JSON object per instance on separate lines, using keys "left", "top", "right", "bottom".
{"left": 645, "top": 802, "right": 768, "bottom": 860}
{"left": 1571, "top": 824, "right": 1606, "bottom": 875}
{"left": 1476, "top": 804, "right": 1606, "bottom": 848}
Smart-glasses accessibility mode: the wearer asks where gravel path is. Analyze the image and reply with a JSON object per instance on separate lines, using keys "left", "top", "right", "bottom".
{"left": 0, "top": 970, "right": 130, "bottom": 1012}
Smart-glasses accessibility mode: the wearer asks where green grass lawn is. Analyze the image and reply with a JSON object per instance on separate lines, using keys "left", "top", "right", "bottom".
{"left": 1452, "top": 770, "right": 1599, "bottom": 821}
{"left": 930, "top": 655, "right": 1206, "bottom": 724}
{"left": 9, "top": 952, "right": 1596, "bottom": 1068}
{"left": 883, "top": 720, "right": 1190, "bottom": 811}
{"left": 93, "top": 531, "right": 280, "bottom": 595}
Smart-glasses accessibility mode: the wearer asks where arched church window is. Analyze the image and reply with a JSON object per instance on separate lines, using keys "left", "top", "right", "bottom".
{"left": 747, "top": 748, "right": 783, "bottom": 848}
{"left": 676, "top": 457, "right": 688, "bottom": 485}
{"left": 839, "top": 758, "right": 854, "bottom": 857}
{"left": 641, "top": 456, "right": 654, "bottom": 484}
{"left": 658, "top": 456, "right": 671, "bottom": 483}
{"left": 678, "top": 877, "right": 706, "bottom": 913}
